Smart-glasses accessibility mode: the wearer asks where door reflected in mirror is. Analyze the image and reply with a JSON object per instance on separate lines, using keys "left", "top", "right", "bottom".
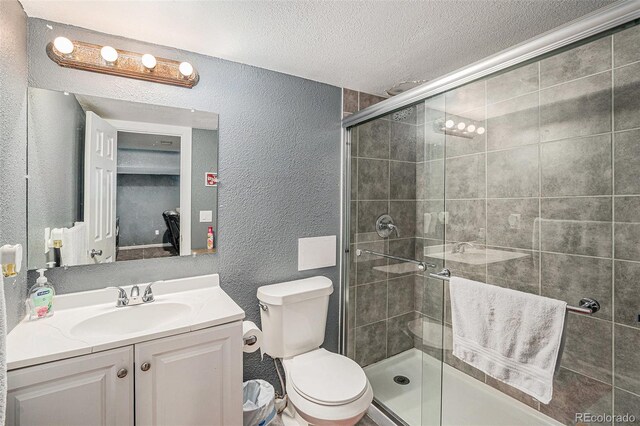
{"left": 27, "top": 88, "right": 219, "bottom": 270}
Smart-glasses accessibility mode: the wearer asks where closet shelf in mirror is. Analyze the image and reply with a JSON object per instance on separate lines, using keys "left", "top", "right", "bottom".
{"left": 117, "top": 166, "right": 180, "bottom": 175}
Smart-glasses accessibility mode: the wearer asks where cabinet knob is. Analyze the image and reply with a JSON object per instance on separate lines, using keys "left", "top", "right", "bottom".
{"left": 141, "top": 362, "right": 151, "bottom": 372}
{"left": 117, "top": 368, "right": 128, "bottom": 378}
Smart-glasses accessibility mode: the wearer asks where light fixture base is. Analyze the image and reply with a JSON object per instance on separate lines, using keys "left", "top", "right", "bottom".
{"left": 46, "top": 40, "right": 199, "bottom": 88}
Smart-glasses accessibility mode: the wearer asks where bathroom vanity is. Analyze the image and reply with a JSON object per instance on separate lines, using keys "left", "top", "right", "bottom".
{"left": 5, "top": 274, "right": 244, "bottom": 426}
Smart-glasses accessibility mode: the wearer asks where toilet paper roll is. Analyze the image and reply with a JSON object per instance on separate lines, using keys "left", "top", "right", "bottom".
{"left": 242, "top": 321, "right": 263, "bottom": 354}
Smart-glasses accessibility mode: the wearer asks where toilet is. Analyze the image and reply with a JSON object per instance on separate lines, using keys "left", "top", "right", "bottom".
{"left": 257, "top": 277, "right": 373, "bottom": 425}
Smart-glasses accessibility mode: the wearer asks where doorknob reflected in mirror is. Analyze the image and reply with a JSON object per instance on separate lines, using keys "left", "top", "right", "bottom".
{"left": 89, "top": 249, "right": 103, "bottom": 258}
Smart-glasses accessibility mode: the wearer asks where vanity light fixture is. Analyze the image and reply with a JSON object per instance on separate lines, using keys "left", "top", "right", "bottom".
{"left": 100, "top": 45, "right": 119, "bottom": 64}
{"left": 141, "top": 53, "right": 157, "bottom": 70}
{"left": 179, "top": 61, "right": 194, "bottom": 78}
{"left": 435, "top": 118, "right": 484, "bottom": 140}
{"left": 53, "top": 36, "right": 74, "bottom": 55}
{"left": 46, "top": 38, "right": 199, "bottom": 88}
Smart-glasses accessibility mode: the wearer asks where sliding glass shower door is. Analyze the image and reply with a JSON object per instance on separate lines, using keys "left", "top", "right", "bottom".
{"left": 345, "top": 103, "right": 445, "bottom": 426}
{"left": 346, "top": 20, "right": 640, "bottom": 426}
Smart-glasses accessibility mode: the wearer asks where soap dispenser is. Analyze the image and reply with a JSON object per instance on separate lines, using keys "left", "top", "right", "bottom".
{"left": 27, "top": 269, "right": 55, "bottom": 320}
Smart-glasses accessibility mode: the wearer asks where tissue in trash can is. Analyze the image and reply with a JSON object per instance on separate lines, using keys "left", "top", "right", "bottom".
{"left": 243, "top": 380, "right": 283, "bottom": 426}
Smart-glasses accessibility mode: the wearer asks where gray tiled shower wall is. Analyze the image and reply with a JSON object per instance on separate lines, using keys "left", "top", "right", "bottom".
{"left": 347, "top": 23, "right": 640, "bottom": 425}
{"left": 344, "top": 89, "right": 425, "bottom": 368}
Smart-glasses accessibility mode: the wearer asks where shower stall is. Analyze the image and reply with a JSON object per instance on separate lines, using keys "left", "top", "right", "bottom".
{"left": 341, "top": 3, "right": 640, "bottom": 425}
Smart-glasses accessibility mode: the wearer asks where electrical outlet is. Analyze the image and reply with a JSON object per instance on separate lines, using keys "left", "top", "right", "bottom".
{"left": 155, "top": 230, "right": 160, "bottom": 235}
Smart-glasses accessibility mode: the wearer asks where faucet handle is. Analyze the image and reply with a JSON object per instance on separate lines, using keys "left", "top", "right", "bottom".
{"left": 387, "top": 223, "right": 400, "bottom": 238}
{"left": 142, "top": 281, "right": 161, "bottom": 303}
{"left": 107, "top": 286, "right": 129, "bottom": 307}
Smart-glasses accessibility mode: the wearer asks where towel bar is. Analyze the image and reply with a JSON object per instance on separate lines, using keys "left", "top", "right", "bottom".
{"left": 429, "top": 268, "right": 600, "bottom": 315}
{"left": 355, "top": 248, "right": 436, "bottom": 271}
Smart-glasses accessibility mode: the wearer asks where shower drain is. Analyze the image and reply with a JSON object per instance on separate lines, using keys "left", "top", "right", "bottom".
{"left": 393, "top": 375, "right": 410, "bottom": 385}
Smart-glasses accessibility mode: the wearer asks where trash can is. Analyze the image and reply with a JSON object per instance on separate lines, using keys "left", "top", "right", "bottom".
{"left": 242, "top": 380, "right": 283, "bottom": 426}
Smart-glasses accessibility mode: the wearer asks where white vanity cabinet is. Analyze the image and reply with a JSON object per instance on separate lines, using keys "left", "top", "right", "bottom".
{"left": 7, "top": 322, "right": 243, "bottom": 426}
{"left": 6, "top": 347, "right": 134, "bottom": 426}
{"left": 135, "top": 322, "right": 243, "bottom": 426}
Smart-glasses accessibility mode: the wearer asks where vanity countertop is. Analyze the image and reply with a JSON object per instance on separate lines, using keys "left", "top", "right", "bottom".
{"left": 7, "top": 274, "right": 245, "bottom": 370}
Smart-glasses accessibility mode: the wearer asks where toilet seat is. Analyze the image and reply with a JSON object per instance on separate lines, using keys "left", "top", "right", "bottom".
{"left": 288, "top": 349, "right": 368, "bottom": 406}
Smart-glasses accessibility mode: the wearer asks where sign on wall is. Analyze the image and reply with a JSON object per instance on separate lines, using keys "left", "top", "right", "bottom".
{"left": 205, "top": 172, "right": 218, "bottom": 187}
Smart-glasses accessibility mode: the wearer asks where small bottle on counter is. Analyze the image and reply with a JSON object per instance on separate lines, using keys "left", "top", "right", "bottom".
{"left": 207, "top": 226, "right": 215, "bottom": 250}
{"left": 27, "top": 269, "right": 55, "bottom": 320}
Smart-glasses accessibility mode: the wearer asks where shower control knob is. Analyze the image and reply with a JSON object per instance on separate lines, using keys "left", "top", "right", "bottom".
{"left": 117, "top": 368, "right": 128, "bottom": 378}
{"left": 141, "top": 362, "right": 151, "bottom": 372}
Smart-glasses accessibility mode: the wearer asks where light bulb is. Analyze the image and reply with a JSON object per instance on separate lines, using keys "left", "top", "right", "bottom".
{"left": 141, "top": 54, "right": 157, "bottom": 70}
{"left": 445, "top": 119, "right": 455, "bottom": 129}
{"left": 100, "top": 46, "right": 118, "bottom": 63}
{"left": 179, "top": 61, "right": 194, "bottom": 78}
{"left": 457, "top": 122, "right": 466, "bottom": 131}
{"left": 53, "top": 37, "right": 74, "bottom": 55}
{"left": 476, "top": 127, "right": 485, "bottom": 135}
{"left": 467, "top": 124, "right": 476, "bottom": 133}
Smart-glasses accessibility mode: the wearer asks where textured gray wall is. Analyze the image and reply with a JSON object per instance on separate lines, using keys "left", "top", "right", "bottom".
{"left": 27, "top": 88, "right": 85, "bottom": 269}
{"left": 0, "top": 0, "right": 28, "bottom": 331}
{"left": 116, "top": 173, "right": 180, "bottom": 247}
{"left": 191, "top": 129, "right": 218, "bottom": 250}
{"left": 23, "top": 18, "right": 342, "bottom": 386}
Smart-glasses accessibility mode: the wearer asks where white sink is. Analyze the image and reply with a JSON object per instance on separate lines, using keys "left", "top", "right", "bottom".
{"left": 7, "top": 274, "right": 246, "bottom": 370}
{"left": 425, "top": 245, "right": 529, "bottom": 265}
{"left": 70, "top": 302, "right": 192, "bottom": 339}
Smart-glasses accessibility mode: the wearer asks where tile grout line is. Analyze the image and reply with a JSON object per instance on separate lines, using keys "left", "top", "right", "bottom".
{"left": 538, "top": 60, "right": 543, "bottom": 301}
{"left": 484, "top": 79, "right": 489, "bottom": 330}
{"left": 610, "top": 35, "right": 616, "bottom": 417}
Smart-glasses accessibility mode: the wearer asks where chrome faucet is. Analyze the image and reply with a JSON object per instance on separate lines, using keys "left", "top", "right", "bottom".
{"left": 376, "top": 214, "right": 400, "bottom": 238}
{"left": 386, "top": 222, "right": 400, "bottom": 238}
{"left": 108, "top": 286, "right": 130, "bottom": 307}
{"left": 107, "top": 281, "right": 159, "bottom": 307}
{"left": 451, "top": 241, "right": 477, "bottom": 254}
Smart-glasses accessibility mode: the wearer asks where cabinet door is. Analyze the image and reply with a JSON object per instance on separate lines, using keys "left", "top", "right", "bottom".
{"left": 135, "top": 322, "right": 243, "bottom": 426}
{"left": 6, "top": 346, "right": 133, "bottom": 426}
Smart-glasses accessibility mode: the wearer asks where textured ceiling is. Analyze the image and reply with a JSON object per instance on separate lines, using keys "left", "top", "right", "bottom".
{"left": 20, "top": 0, "right": 615, "bottom": 95}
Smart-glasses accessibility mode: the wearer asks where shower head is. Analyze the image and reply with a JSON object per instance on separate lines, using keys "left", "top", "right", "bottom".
{"left": 385, "top": 80, "right": 428, "bottom": 97}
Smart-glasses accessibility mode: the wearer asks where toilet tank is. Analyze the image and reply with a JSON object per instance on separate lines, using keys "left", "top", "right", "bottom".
{"left": 257, "top": 277, "right": 333, "bottom": 359}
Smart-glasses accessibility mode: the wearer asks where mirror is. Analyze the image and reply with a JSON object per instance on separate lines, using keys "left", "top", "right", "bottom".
{"left": 27, "top": 88, "right": 219, "bottom": 269}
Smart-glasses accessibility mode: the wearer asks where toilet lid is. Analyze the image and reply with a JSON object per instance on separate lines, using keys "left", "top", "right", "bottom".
{"left": 289, "top": 349, "right": 368, "bottom": 406}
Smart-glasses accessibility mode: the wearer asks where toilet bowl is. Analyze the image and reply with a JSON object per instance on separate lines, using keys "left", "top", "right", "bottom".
{"left": 283, "top": 349, "right": 373, "bottom": 425}
{"left": 257, "top": 277, "right": 373, "bottom": 425}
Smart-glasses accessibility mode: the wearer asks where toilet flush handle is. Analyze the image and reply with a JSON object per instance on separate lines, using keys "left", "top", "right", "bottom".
{"left": 259, "top": 302, "right": 268, "bottom": 312}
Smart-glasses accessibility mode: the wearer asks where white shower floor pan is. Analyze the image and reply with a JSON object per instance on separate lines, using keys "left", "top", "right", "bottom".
{"left": 365, "top": 349, "right": 562, "bottom": 426}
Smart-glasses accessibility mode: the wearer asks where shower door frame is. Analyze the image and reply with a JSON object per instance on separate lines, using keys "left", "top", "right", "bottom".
{"left": 339, "top": 0, "right": 640, "bottom": 422}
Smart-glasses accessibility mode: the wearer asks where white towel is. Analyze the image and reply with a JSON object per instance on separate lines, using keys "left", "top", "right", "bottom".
{"left": 61, "top": 222, "right": 86, "bottom": 266}
{"left": 0, "top": 273, "right": 6, "bottom": 424}
{"left": 449, "top": 276, "right": 567, "bottom": 404}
